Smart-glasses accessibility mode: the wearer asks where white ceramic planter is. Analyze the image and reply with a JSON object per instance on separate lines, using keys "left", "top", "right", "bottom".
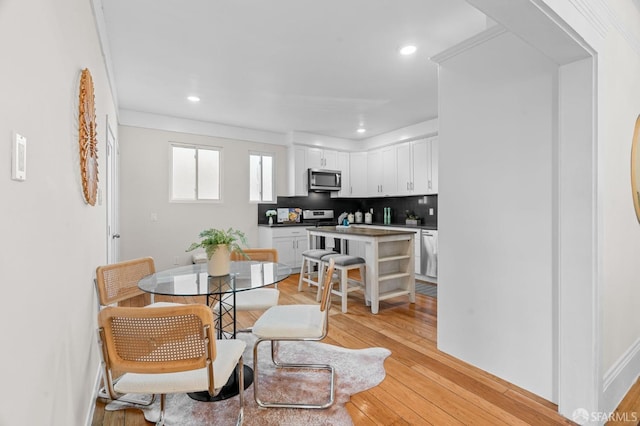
{"left": 207, "top": 244, "right": 231, "bottom": 276}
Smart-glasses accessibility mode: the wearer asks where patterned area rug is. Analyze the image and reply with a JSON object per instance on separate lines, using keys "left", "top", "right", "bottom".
{"left": 106, "top": 333, "right": 391, "bottom": 425}
{"left": 415, "top": 281, "right": 437, "bottom": 297}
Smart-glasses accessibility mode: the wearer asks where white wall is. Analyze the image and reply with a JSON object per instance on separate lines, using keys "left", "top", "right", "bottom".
{"left": 437, "top": 30, "right": 558, "bottom": 400}
{"left": 0, "top": 0, "right": 116, "bottom": 424}
{"left": 599, "top": 0, "right": 640, "bottom": 411}
{"left": 118, "top": 126, "right": 288, "bottom": 270}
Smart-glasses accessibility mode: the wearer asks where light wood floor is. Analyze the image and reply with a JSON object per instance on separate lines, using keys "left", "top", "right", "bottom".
{"left": 92, "top": 274, "right": 640, "bottom": 425}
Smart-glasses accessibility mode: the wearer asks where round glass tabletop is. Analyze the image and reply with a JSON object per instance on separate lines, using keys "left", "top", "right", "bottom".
{"left": 138, "top": 260, "right": 292, "bottom": 297}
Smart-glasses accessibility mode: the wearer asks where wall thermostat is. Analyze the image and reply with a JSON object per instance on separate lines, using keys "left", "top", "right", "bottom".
{"left": 12, "top": 132, "right": 26, "bottom": 181}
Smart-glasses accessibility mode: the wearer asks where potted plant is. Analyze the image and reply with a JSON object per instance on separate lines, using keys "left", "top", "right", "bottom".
{"left": 405, "top": 210, "right": 421, "bottom": 226}
{"left": 186, "top": 227, "right": 247, "bottom": 276}
{"left": 265, "top": 209, "right": 277, "bottom": 225}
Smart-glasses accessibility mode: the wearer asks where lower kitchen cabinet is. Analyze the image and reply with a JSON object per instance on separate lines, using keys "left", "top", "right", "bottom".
{"left": 258, "top": 226, "right": 308, "bottom": 270}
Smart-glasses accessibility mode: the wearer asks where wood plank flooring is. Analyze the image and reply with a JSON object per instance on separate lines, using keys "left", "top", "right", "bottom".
{"left": 91, "top": 274, "right": 640, "bottom": 425}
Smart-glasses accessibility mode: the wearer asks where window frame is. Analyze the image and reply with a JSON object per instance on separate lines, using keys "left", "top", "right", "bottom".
{"left": 169, "top": 142, "right": 223, "bottom": 203}
{"left": 249, "top": 150, "right": 276, "bottom": 203}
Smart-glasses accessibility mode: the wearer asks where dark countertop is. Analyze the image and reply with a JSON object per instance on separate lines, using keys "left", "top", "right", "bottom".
{"left": 258, "top": 222, "right": 437, "bottom": 230}
{"left": 308, "top": 225, "right": 417, "bottom": 237}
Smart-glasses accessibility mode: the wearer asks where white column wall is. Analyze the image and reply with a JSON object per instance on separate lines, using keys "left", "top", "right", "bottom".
{"left": 0, "top": 0, "right": 117, "bottom": 424}
{"left": 118, "top": 126, "right": 288, "bottom": 270}
{"left": 437, "top": 31, "right": 557, "bottom": 400}
{"left": 599, "top": 1, "right": 640, "bottom": 411}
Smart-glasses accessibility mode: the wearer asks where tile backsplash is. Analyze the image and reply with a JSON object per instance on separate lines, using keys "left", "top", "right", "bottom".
{"left": 258, "top": 193, "right": 437, "bottom": 227}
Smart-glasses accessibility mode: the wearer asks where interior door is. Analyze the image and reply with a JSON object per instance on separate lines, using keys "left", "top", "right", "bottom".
{"left": 105, "top": 116, "right": 120, "bottom": 263}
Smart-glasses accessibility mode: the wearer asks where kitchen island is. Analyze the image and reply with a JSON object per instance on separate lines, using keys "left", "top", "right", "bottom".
{"left": 307, "top": 226, "right": 416, "bottom": 314}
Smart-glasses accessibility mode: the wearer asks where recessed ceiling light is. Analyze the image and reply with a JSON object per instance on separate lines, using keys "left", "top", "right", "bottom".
{"left": 187, "top": 95, "right": 200, "bottom": 102}
{"left": 399, "top": 45, "right": 417, "bottom": 55}
{"left": 357, "top": 128, "right": 366, "bottom": 134}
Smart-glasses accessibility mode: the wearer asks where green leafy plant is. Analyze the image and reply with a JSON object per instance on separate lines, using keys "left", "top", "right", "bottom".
{"left": 405, "top": 210, "right": 420, "bottom": 220}
{"left": 186, "top": 227, "right": 247, "bottom": 259}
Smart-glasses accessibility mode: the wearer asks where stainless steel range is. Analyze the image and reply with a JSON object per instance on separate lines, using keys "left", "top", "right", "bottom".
{"left": 302, "top": 209, "right": 355, "bottom": 254}
{"left": 302, "top": 209, "right": 338, "bottom": 251}
{"left": 302, "top": 209, "right": 335, "bottom": 226}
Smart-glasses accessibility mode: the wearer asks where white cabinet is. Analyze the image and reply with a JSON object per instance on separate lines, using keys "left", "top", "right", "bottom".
{"left": 428, "top": 138, "right": 438, "bottom": 194}
{"left": 258, "top": 226, "right": 308, "bottom": 271}
{"left": 367, "top": 146, "right": 397, "bottom": 196}
{"left": 286, "top": 146, "right": 344, "bottom": 196}
{"left": 285, "top": 138, "right": 436, "bottom": 197}
{"left": 348, "top": 152, "right": 368, "bottom": 197}
{"left": 396, "top": 137, "right": 438, "bottom": 195}
{"left": 287, "top": 146, "right": 308, "bottom": 196}
{"left": 337, "top": 151, "right": 350, "bottom": 198}
{"left": 307, "top": 147, "right": 337, "bottom": 170}
{"left": 396, "top": 142, "right": 414, "bottom": 195}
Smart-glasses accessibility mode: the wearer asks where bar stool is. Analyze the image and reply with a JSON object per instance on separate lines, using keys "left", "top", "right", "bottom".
{"left": 298, "top": 249, "right": 336, "bottom": 294}
{"left": 319, "top": 254, "right": 366, "bottom": 313}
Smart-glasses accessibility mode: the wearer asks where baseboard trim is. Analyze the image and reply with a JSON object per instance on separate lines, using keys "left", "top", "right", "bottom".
{"left": 84, "top": 366, "right": 102, "bottom": 426}
{"left": 602, "top": 336, "right": 640, "bottom": 413}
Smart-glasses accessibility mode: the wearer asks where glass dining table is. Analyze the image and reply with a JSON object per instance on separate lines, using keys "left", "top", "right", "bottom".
{"left": 137, "top": 260, "right": 292, "bottom": 401}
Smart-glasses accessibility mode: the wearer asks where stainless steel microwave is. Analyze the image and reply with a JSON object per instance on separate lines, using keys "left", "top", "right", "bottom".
{"left": 308, "top": 168, "right": 341, "bottom": 191}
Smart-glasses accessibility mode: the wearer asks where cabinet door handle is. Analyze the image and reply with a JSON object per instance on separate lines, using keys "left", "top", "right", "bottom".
{"left": 406, "top": 182, "right": 409, "bottom": 190}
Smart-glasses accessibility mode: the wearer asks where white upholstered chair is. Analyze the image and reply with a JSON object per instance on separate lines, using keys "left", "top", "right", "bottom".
{"left": 251, "top": 258, "right": 337, "bottom": 409}
{"left": 95, "top": 257, "right": 179, "bottom": 308}
{"left": 213, "top": 248, "right": 281, "bottom": 332}
{"left": 97, "top": 304, "right": 246, "bottom": 425}
{"left": 95, "top": 257, "right": 183, "bottom": 405}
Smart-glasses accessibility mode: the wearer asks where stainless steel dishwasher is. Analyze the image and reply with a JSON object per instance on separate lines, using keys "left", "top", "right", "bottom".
{"left": 421, "top": 230, "right": 438, "bottom": 279}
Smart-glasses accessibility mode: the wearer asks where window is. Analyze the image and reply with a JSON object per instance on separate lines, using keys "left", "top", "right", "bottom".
{"left": 249, "top": 152, "right": 274, "bottom": 202}
{"left": 171, "top": 144, "right": 220, "bottom": 201}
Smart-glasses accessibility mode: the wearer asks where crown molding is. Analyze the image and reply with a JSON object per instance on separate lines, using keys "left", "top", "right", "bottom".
{"left": 119, "top": 110, "right": 289, "bottom": 146}
{"left": 90, "top": 0, "right": 119, "bottom": 122}
{"left": 429, "top": 25, "right": 506, "bottom": 64}
{"left": 564, "top": 0, "right": 608, "bottom": 38}
{"left": 599, "top": 0, "right": 640, "bottom": 58}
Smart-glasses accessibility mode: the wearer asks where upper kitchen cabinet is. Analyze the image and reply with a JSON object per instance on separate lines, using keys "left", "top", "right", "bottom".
{"left": 368, "top": 146, "right": 397, "bottom": 196}
{"left": 429, "top": 138, "right": 438, "bottom": 194}
{"left": 307, "top": 147, "right": 338, "bottom": 170}
{"left": 287, "top": 146, "right": 308, "bottom": 196}
{"left": 285, "top": 145, "right": 347, "bottom": 196}
{"left": 337, "top": 151, "right": 351, "bottom": 198}
{"left": 397, "top": 137, "right": 438, "bottom": 195}
{"left": 348, "top": 151, "right": 368, "bottom": 197}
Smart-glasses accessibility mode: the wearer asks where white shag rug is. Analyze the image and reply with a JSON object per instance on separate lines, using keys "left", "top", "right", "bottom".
{"left": 106, "top": 333, "right": 391, "bottom": 425}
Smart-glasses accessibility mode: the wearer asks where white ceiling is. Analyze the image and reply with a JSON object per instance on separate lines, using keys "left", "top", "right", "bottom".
{"left": 100, "top": 0, "right": 488, "bottom": 141}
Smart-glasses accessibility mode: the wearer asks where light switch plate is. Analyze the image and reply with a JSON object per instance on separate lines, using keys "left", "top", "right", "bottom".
{"left": 11, "top": 132, "right": 26, "bottom": 181}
